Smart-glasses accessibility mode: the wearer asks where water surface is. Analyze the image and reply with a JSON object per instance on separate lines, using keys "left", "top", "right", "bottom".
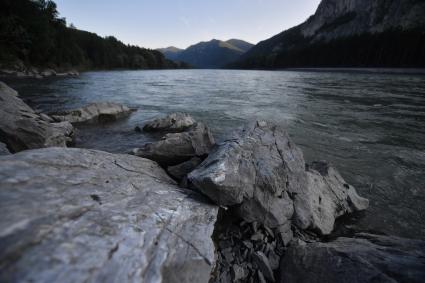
{"left": 5, "top": 69, "right": 425, "bottom": 239}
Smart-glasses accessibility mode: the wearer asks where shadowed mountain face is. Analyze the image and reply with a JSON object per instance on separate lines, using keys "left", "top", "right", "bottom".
{"left": 158, "top": 39, "right": 253, "bottom": 68}
{"left": 233, "top": 0, "right": 425, "bottom": 68}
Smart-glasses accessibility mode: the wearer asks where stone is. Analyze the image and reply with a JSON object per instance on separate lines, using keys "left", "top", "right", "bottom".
{"left": 50, "top": 102, "right": 133, "bottom": 124}
{"left": 40, "top": 69, "right": 56, "bottom": 77}
{"left": 0, "top": 142, "right": 10, "bottom": 155}
{"left": 0, "top": 148, "right": 218, "bottom": 283}
{"left": 278, "top": 233, "right": 425, "bottom": 283}
{"left": 132, "top": 122, "right": 215, "bottom": 166}
{"left": 267, "top": 250, "right": 280, "bottom": 270}
{"left": 143, "top": 112, "right": 196, "bottom": 132}
{"left": 252, "top": 251, "right": 275, "bottom": 282}
{"left": 189, "top": 121, "right": 368, "bottom": 233}
{"left": 257, "top": 271, "right": 267, "bottom": 283}
{"left": 231, "top": 264, "right": 247, "bottom": 281}
{"left": 167, "top": 157, "right": 203, "bottom": 181}
{"left": 0, "top": 81, "right": 74, "bottom": 153}
{"left": 297, "top": 161, "right": 369, "bottom": 235}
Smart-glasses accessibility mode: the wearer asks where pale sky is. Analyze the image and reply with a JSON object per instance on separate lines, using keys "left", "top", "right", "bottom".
{"left": 54, "top": 0, "right": 322, "bottom": 49}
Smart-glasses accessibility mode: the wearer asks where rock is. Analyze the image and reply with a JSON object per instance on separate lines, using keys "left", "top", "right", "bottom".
{"left": 0, "top": 81, "right": 74, "bottom": 153}
{"left": 50, "top": 102, "right": 132, "bottom": 124}
{"left": 188, "top": 121, "right": 368, "bottom": 233}
{"left": 0, "top": 148, "right": 218, "bottom": 283}
{"left": 298, "top": 161, "right": 369, "bottom": 235}
{"left": 40, "top": 69, "right": 56, "bottom": 77}
{"left": 257, "top": 271, "right": 267, "bottom": 283}
{"left": 188, "top": 121, "right": 303, "bottom": 228}
{"left": 231, "top": 264, "right": 247, "bottom": 281}
{"left": 252, "top": 251, "right": 275, "bottom": 282}
{"left": 132, "top": 122, "right": 215, "bottom": 166}
{"left": 143, "top": 112, "right": 196, "bottom": 132}
{"left": 278, "top": 233, "right": 425, "bottom": 283}
{"left": 167, "top": 157, "right": 203, "bottom": 181}
{"left": 0, "top": 142, "right": 10, "bottom": 155}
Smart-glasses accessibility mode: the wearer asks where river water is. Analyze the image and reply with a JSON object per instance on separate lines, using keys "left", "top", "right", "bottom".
{"left": 4, "top": 69, "right": 425, "bottom": 239}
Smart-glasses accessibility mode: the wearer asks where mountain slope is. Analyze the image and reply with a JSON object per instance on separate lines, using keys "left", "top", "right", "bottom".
{"left": 234, "top": 0, "right": 425, "bottom": 68}
{"left": 159, "top": 39, "right": 253, "bottom": 68}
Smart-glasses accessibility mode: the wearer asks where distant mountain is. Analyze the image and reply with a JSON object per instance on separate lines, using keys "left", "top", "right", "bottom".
{"left": 156, "top": 47, "right": 183, "bottom": 61}
{"left": 233, "top": 0, "right": 425, "bottom": 69}
{"left": 158, "top": 39, "right": 253, "bottom": 68}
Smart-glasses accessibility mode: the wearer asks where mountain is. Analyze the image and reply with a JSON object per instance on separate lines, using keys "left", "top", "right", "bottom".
{"left": 0, "top": 0, "right": 182, "bottom": 71}
{"left": 158, "top": 39, "right": 254, "bottom": 68}
{"left": 233, "top": 0, "right": 425, "bottom": 69}
{"left": 156, "top": 47, "right": 183, "bottom": 61}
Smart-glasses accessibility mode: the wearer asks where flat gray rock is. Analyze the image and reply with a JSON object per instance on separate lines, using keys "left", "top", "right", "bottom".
{"left": 0, "top": 148, "right": 218, "bottom": 283}
{"left": 189, "top": 121, "right": 368, "bottom": 233}
{"left": 143, "top": 112, "right": 196, "bottom": 132}
{"left": 279, "top": 233, "right": 425, "bottom": 283}
{"left": 0, "top": 81, "right": 74, "bottom": 153}
{"left": 51, "top": 102, "right": 132, "bottom": 124}
{"left": 133, "top": 122, "right": 215, "bottom": 166}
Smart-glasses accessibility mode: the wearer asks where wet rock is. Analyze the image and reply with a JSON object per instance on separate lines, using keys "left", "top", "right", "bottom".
{"left": 279, "top": 233, "right": 425, "bottom": 283}
{"left": 0, "top": 142, "right": 10, "bottom": 155}
{"left": 143, "top": 112, "right": 196, "bottom": 132}
{"left": 0, "top": 81, "right": 74, "bottom": 152}
{"left": 132, "top": 122, "right": 215, "bottom": 166}
{"left": 253, "top": 251, "right": 275, "bottom": 282}
{"left": 50, "top": 102, "right": 132, "bottom": 124}
{"left": 0, "top": 148, "right": 218, "bottom": 283}
{"left": 167, "top": 157, "right": 203, "bottom": 181}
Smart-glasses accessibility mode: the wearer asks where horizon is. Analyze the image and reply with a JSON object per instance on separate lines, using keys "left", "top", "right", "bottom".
{"left": 54, "top": 0, "right": 321, "bottom": 49}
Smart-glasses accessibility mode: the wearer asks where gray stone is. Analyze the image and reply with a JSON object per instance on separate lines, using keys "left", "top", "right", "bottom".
{"left": 51, "top": 102, "right": 132, "bottom": 124}
{"left": 0, "top": 81, "right": 74, "bottom": 153}
{"left": 189, "top": 121, "right": 368, "bottom": 234}
{"left": 231, "top": 264, "right": 247, "bottom": 281}
{"left": 143, "top": 112, "right": 196, "bottom": 132}
{"left": 0, "top": 148, "right": 218, "bottom": 283}
{"left": 279, "top": 233, "right": 425, "bottom": 283}
{"left": 0, "top": 142, "right": 10, "bottom": 155}
{"left": 252, "top": 251, "right": 275, "bottom": 282}
{"left": 167, "top": 157, "right": 203, "bottom": 181}
{"left": 257, "top": 271, "right": 267, "bottom": 283}
{"left": 132, "top": 122, "right": 215, "bottom": 166}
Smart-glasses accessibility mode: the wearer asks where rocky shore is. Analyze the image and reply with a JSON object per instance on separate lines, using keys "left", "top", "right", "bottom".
{"left": 0, "top": 62, "right": 79, "bottom": 79}
{"left": 0, "top": 81, "right": 424, "bottom": 283}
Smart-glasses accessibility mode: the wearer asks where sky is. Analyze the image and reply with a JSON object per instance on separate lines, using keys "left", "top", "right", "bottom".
{"left": 54, "top": 0, "right": 322, "bottom": 49}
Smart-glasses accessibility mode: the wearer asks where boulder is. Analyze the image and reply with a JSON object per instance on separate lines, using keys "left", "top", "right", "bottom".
{"left": 0, "top": 81, "right": 74, "bottom": 153}
{"left": 0, "top": 148, "right": 218, "bottom": 283}
{"left": 132, "top": 122, "right": 215, "bottom": 166}
{"left": 278, "top": 233, "right": 425, "bottom": 283}
{"left": 0, "top": 142, "right": 10, "bottom": 155}
{"left": 50, "top": 102, "right": 133, "bottom": 124}
{"left": 188, "top": 121, "right": 368, "bottom": 233}
{"left": 143, "top": 112, "right": 196, "bottom": 132}
{"left": 167, "top": 157, "right": 203, "bottom": 181}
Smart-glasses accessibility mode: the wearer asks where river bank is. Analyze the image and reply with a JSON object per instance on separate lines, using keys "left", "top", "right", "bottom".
{"left": 1, "top": 80, "right": 424, "bottom": 282}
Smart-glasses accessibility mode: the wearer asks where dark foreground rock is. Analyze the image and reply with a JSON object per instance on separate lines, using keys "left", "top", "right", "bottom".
{"left": 0, "top": 81, "right": 74, "bottom": 153}
{"left": 167, "top": 157, "right": 203, "bottom": 181}
{"left": 50, "top": 102, "right": 133, "bottom": 124}
{"left": 132, "top": 122, "right": 215, "bottom": 166}
{"left": 0, "top": 148, "right": 218, "bottom": 283}
{"left": 188, "top": 121, "right": 368, "bottom": 233}
{"left": 279, "top": 233, "right": 425, "bottom": 283}
{"left": 142, "top": 112, "right": 196, "bottom": 132}
{"left": 0, "top": 142, "right": 10, "bottom": 155}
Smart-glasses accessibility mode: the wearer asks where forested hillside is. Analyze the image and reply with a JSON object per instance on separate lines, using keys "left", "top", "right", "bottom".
{"left": 0, "top": 0, "right": 183, "bottom": 70}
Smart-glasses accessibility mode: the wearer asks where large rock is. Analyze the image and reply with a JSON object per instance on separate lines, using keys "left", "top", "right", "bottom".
{"left": 132, "top": 122, "right": 215, "bottom": 166}
{"left": 167, "top": 157, "right": 203, "bottom": 181}
{"left": 0, "top": 81, "right": 74, "bottom": 153}
{"left": 189, "top": 121, "right": 368, "bottom": 233}
{"left": 279, "top": 233, "right": 425, "bottom": 283}
{"left": 143, "top": 112, "right": 196, "bottom": 132}
{"left": 51, "top": 102, "right": 133, "bottom": 124}
{"left": 0, "top": 148, "right": 218, "bottom": 283}
{"left": 0, "top": 142, "right": 10, "bottom": 155}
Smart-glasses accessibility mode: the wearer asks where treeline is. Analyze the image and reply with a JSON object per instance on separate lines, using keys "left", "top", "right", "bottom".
{"left": 0, "top": 0, "right": 186, "bottom": 70}
{"left": 232, "top": 28, "right": 425, "bottom": 69}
